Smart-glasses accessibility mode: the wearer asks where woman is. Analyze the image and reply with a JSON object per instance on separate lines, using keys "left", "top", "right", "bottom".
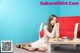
{"left": 16, "top": 14, "right": 60, "bottom": 52}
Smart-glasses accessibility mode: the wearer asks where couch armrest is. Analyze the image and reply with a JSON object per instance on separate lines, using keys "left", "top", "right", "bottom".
{"left": 74, "top": 23, "right": 80, "bottom": 39}
{"left": 39, "top": 23, "right": 44, "bottom": 39}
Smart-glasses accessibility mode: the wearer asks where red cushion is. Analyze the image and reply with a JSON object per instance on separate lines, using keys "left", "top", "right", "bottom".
{"left": 57, "top": 16, "right": 80, "bottom": 31}
{"left": 40, "top": 30, "right": 44, "bottom": 38}
{"left": 59, "top": 31, "right": 74, "bottom": 39}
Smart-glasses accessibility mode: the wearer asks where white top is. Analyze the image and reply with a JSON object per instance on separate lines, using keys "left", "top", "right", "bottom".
{"left": 30, "top": 23, "right": 59, "bottom": 49}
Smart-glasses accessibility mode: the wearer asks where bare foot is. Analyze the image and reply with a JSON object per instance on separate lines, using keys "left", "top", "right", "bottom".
{"left": 16, "top": 44, "right": 26, "bottom": 48}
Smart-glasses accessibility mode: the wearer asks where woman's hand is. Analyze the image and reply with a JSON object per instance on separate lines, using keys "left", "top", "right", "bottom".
{"left": 55, "top": 23, "right": 59, "bottom": 27}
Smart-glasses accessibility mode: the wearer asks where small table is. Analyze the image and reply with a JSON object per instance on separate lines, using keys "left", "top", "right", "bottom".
{"left": 48, "top": 38, "right": 80, "bottom": 53}
{"left": 49, "top": 38, "right": 80, "bottom": 44}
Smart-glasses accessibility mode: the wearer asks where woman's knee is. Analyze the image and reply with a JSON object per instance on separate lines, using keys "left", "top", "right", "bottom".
{"left": 38, "top": 47, "right": 47, "bottom": 52}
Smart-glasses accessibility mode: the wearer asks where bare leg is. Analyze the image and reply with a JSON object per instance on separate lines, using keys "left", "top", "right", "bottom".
{"left": 38, "top": 47, "right": 47, "bottom": 52}
{"left": 23, "top": 45, "right": 37, "bottom": 51}
{"left": 16, "top": 44, "right": 37, "bottom": 51}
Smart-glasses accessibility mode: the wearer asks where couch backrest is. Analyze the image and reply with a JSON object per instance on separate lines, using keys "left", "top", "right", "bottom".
{"left": 57, "top": 16, "right": 80, "bottom": 38}
{"left": 57, "top": 16, "right": 80, "bottom": 31}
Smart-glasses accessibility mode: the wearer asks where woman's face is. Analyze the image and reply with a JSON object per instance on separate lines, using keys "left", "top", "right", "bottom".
{"left": 50, "top": 17, "right": 57, "bottom": 26}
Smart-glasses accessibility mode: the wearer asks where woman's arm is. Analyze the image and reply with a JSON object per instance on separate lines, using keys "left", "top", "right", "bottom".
{"left": 55, "top": 23, "right": 60, "bottom": 38}
{"left": 44, "top": 23, "right": 58, "bottom": 38}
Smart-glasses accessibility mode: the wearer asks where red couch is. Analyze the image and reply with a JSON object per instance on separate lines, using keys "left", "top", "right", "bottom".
{"left": 39, "top": 16, "right": 80, "bottom": 39}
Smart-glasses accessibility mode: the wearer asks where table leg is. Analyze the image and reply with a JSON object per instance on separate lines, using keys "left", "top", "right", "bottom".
{"left": 48, "top": 43, "right": 51, "bottom": 53}
{"left": 76, "top": 44, "right": 80, "bottom": 50}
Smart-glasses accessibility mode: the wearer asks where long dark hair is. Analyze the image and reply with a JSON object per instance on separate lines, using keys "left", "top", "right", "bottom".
{"left": 47, "top": 14, "right": 57, "bottom": 33}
